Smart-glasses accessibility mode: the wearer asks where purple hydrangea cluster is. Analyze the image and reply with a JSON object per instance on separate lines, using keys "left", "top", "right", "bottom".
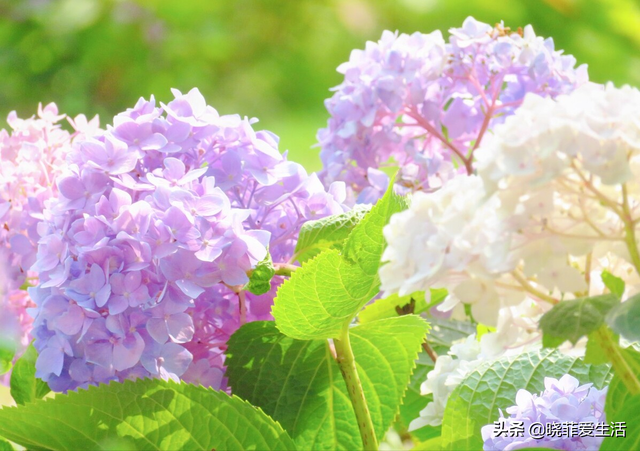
{"left": 0, "top": 103, "right": 99, "bottom": 359}
{"left": 482, "top": 375, "right": 608, "bottom": 451}
{"left": 30, "top": 88, "right": 346, "bottom": 391}
{"left": 317, "top": 17, "right": 588, "bottom": 204}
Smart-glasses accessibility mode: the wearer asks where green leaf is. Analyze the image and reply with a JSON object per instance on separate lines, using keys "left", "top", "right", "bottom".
{"left": 0, "top": 437, "right": 15, "bottom": 451}
{"left": 246, "top": 252, "right": 276, "bottom": 295}
{"left": 600, "top": 394, "right": 640, "bottom": 451}
{"left": 358, "top": 289, "right": 446, "bottom": 324}
{"left": 226, "top": 316, "right": 428, "bottom": 450}
{"left": 293, "top": 205, "right": 371, "bottom": 264}
{"left": 408, "top": 425, "right": 440, "bottom": 445}
{"left": 272, "top": 249, "right": 379, "bottom": 339}
{"left": 0, "top": 339, "right": 15, "bottom": 376}
{"left": 397, "top": 351, "right": 439, "bottom": 442}
{"left": 0, "top": 330, "right": 17, "bottom": 374}
{"left": 10, "top": 343, "right": 51, "bottom": 405}
{"left": 426, "top": 317, "right": 476, "bottom": 350}
{"left": 604, "top": 347, "right": 640, "bottom": 423}
{"left": 476, "top": 324, "right": 496, "bottom": 340}
{"left": 399, "top": 315, "right": 477, "bottom": 439}
{"left": 539, "top": 294, "right": 619, "bottom": 346}
{"left": 403, "top": 318, "right": 476, "bottom": 441}
{"left": 606, "top": 293, "right": 640, "bottom": 342}
{"left": 0, "top": 379, "right": 296, "bottom": 451}
{"left": 341, "top": 187, "right": 407, "bottom": 277}
{"left": 273, "top": 186, "right": 407, "bottom": 340}
{"left": 411, "top": 436, "right": 442, "bottom": 450}
{"left": 584, "top": 330, "right": 617, "bottom": 365}
{"left": 440, "top": 349, "right": 612, "bottom": 451}
{"left": 601, "top": 270, "right": 625, "bottom": 298}
{"left": 349, "top": 315, "right": 428, "bottom": 445}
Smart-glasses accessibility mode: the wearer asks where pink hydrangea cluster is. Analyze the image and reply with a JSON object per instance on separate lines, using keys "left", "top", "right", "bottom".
{"left": 482, "top": 375, "right": 608, "bottom": 451}
{"left": 30, "top": 88, "right": 346, "bottom": 391}
{"left": 0, "top": 103, "right": 99, "bottom": 358}
{"left": 317, "top": 17, "right": 588, "bottom": 204}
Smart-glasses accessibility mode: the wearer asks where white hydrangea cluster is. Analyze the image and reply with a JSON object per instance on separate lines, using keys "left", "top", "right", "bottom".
{"left": 476, "top": 82, "right": 640, "bottom": 297}
{"left": 399, "top": 84, "right": 640, "bottom": 434}
{"left": 382, "top": 84, "right": 640, "bottom": 334}
{"left": 380, "top": 175, "right": 516, "bottom": 325}
{"left": 480, "top": 298, "right": 550, "bottom": 357}
{"left": 410, "top": 299, "right": 549, "bottom": 430}
{"left": 409, "top": 334, "right": 486, "bottom": 429}
{"left": 477, "top": 83, "right": 640, "bottom": 190}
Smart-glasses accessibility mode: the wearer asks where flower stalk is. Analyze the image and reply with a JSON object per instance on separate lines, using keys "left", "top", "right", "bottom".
{"left": 511, "top": 270, "right": 559, "bottom": 305}
{"left": 334, "top": 328, "right": 378, "bottom": 451}
{"left": 273, "top": 263, "right": 299, "bottom": 277}
{"left": 594, "top": 325, "right": 640, "bottom": 395}
{"left": 621, "top": 184, "right": 640, "bottom": 277}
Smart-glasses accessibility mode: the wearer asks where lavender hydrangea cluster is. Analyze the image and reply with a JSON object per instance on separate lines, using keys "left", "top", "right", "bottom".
{"left": 481, "top": 375, "right": 608, "bottom": 451}
{"left": 317, "top": 16, "right": 588, "bottom": 203}
{"left": 30, "top": 88, "right": 346, "bottom": 391}
{"left": 0, "top": 103, "right": 98, "bottom": 357}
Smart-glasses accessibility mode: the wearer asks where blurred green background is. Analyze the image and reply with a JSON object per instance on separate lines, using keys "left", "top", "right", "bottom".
{"left": 1, "top": 0, "right": 640, "bottom": 407}
{"left": 0, "top": 0, "right": 639, "bottom": 171}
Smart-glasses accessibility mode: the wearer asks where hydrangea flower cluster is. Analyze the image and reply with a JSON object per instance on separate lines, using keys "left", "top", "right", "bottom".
{"left": 409, "top": 334, "right": 486, "bottom": 429}
{"left": 0, "top": 103, "right": 98, "bottom": 358}
{"left": 409, "top": 317, "right": 548, "bottom": 430}
{"left": 483, "top": 82, "right": 640, "bottom": 292}
{"left": 31, "top": 88, "right": 346, "bottom": 391}
{"left": 481, "top": 374, "right": 608, "bottom": 451}
{"left": 381, "top": 83, "right": 640, "bottom": 331}
{"left": 384, "top": 84, "right": 640, "bottom": 431}
{"left": 475, "top": 82, "right": 640, "bottom": 297}
{"left": 318, "top": 16, "right": 587, "bottom": 204}
{"left": 379, "top": 174, "right": 514, "bottom": 326}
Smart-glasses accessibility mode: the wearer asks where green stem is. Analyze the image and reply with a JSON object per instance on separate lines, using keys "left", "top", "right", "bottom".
{"left": 594, "top": 325, "right": 640, "bottom": 395}
{"left": 274, "top": 263, "right": 298, "bottom": 277}
{"left": 334, "top": 329, "right": 378, "bottom": 451}
{"left": 623, "top": 222, "right": 640, "bottom": 276}
{"left": 621, "top": 184, "right": 640, "bottom": 277}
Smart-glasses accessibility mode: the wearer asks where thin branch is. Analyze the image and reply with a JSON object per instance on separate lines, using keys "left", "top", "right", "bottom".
{"left": 622, "top": 183, "right": 640, "bottom": 276}
{"left": 510, "top": 270, "right": 559, "bottom": 305}
{"left": 571, "top": 163, "right": 624, "bottom": 217}
{"left": 406, "top": 108, "right": 472, "bottom": 174}
{"left": 422, "top": 341, "right": 438, "bottom": 363}
{"left": 238, "top": 290, "right": 247, "bottom": 325}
